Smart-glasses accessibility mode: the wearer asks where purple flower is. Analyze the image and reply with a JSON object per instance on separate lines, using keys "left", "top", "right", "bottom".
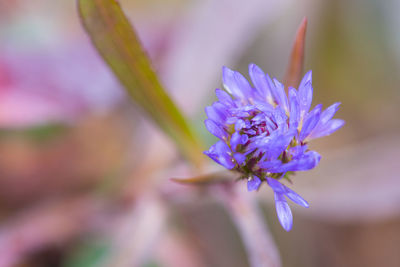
{"left": 204, "top": 64, "right": 344, "bottom": 231}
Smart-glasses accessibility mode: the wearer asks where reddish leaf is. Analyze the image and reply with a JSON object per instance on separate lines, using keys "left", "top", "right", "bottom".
{"left": 284, "top": 17, "right": 308, "bottom": 88}
{"left": 171, "top": 170, "right": 237, "bottom": 185}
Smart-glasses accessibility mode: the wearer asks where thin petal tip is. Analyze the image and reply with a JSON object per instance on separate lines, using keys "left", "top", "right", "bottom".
{"left": 247, "top": 176, "right": 262, "bottom": 191}
{"left": 248, "top": 63, "right": 262, "bottom": 72}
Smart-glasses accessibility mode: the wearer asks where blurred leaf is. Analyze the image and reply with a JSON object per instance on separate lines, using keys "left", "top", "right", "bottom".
{"left": 171, "top": 170, "right": 237, "bottom": 185}
{"left": 142, "top": 262, "right": 162, "bottom": 267}
{"left": 64, "top": 239, "right": 110, "bottom": 267}
{"left": 78, "top": 0, "right": 203, "bottom": 167}
{"left": 284, "top": 17, "right": 307, "bottom": 88}
{"left": 0, "top": 124, "right": 69, "bottom": 143}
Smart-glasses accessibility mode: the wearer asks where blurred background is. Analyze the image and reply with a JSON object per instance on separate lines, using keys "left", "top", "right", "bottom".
{"left": 0, "top": 0, "right": 399, "bottom": 266}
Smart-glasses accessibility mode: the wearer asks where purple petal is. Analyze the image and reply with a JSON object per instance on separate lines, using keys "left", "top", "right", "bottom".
{"left": 269, "top": 151, "right": 321, "bottom": 173}
{"left": 262, "top": 129, "right": 295, "bottom": 161}
{"left": 205, "top": 119, "right": 228, "bottom": 140}
{"left": 272, "top": 78, "right": 289, "bottom": 112}
{"left": 226, "top": 116, "right": 238, "bottom": 125}
{"left": 245, "top": 129, "right": 256, "bottom": 135}
{"left": 215, "top": 88, "right": 234, "bottom": 107}
{"left": 214, "top": 141, "right": 235, "bottom": 169}
{"left": 299, "top": 104, "right": 322, "bottom": 141}
{"left": 247, "top": 175, "right": 262, "bottom": 191}
{"left": 234, "top": 119, "right": 247, "bottom": 131}
{"left": 203, "top": 148, "right": 218, "bottom": 163}
{"left": 241, "top": 134, "right": 249, "bottom": 144}
{"left": 251, "top": 113, "right": 266, "bottom": 123}
{"left": 288, "top": 145, "right": 307, "bottom": 158}
{"left": 222, "top": 66, "right": 252, "bottom": 100}
{"left": 284, "top": 187, "right": 309, "bottom": 208}
{"left": 266, "top": 177, "right": 286, "bottom": 193}
{"left": 267, "top": 178, "right": 309, "bottom": 208}
{"left": 271, "top": 106, "right": 288, "bottom": 129}
{"left": 288, "top": 87, "right": 300, "bottom": 130}
{"left": 205, "top": 102, "right": 228, "bottom": 125}
{"left": 263, "top": 115, "right": 278, "bottom": 132}
{"left": 254, "top": 101, "right": 274, "bottom": 113}
{"left": 298, "top": 70, "right": 313, "bottom": 118}
{"left": 222, "top": 67, "right": 244, "bottom": 99}
{"left": 298, "top": 70, "right": 312, "bottom": 90}
{"left": 234, "top": 153, "right": 246, "bottom": 165}
{"left": 309, "top": 119, "right": 345, "bottom": 139}
{"left": 307, "top": 102, "right": 342, "bottom": 140}
{"left": 230, "top": 132, "right": 243, "bottom": 150}
{"left": 319, "top": 102, "right": 341, "bottom": 125}
{"left": 248, "top": 63, "right": 273, "bottom": 102}
{"left": 265, "top": 74, "right": 277, "bottom": 105}
{"left": 204, "top": 140, "right": 235, "bottom": 169}
{"left": 204, "top": 142, "right": 222, "bottom": 165}
{"left": 274, "top": 192, "right": 293, "bottom": 231}
{"left": 235, "top": 71, "right": 254, "bottom": 98}
{"left": 230, "top": 105, "right": 257, "bottom": 117}
{"left": 258, "top": 160, "right": 283, "bottom": 170}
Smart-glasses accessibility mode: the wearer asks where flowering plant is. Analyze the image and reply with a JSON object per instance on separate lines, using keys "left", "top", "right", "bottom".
{"left": 204, "top": 64, "right": 344, "bottom": 231}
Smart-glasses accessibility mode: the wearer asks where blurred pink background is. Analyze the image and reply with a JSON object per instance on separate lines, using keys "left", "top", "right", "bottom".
{"left": 0, "top": 0, "right": 399, "bottom": 266}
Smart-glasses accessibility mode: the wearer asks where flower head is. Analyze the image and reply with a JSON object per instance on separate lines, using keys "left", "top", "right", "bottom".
{"left": 204, "top": 64, "right": 344, "bottom": 231}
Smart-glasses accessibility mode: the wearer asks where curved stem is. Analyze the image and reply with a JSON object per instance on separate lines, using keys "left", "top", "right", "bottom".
{"left": 217, "top": 183, "right": 281, "bottom": 267}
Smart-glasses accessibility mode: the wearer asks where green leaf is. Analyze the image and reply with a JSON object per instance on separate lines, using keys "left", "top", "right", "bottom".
{"left": 78, "top": 0, "right": 203, "bottom": 167}
{"left": 0, "top": 123, "right": 69, "bottom": 143}
{"left": 63, "top": 239, "right": 110, "bottom": 267}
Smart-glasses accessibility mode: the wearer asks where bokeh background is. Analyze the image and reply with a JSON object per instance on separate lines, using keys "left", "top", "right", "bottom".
{"left": 0, "top": 0, "right": 399, "bottom": 266}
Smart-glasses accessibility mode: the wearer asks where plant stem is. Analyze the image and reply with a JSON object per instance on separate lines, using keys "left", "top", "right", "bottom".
{"left": 218, "top": 183, "right": 281, "bottom": 267}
